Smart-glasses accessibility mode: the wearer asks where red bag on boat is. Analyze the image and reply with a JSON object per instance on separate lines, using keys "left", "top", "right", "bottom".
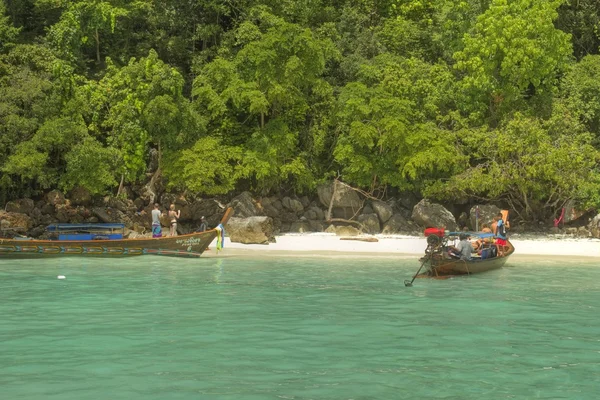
{"left": 424, "top": 227, "right": 445, "bottom": 237}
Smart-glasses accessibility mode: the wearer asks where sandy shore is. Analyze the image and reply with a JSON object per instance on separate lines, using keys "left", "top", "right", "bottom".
{"left": 207, "top": 233, "right": 600, "bottom": 259}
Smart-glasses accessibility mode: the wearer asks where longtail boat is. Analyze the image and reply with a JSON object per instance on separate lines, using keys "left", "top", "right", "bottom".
{"left": 0, "top": 208, "right": 233, "bottom": 258}
{"left": 404, "top": 228, "right": 514, "bottom": 285}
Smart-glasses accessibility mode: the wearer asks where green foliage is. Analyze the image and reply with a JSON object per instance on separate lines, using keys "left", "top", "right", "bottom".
{"left": 560, "top": 55, "right": 600, "bottom": 139}
{"left": 85, "top": 50, "right": 196, "bottom": 182}
{"left": 0, "top": 2, "right": 21, "bottom": 52}
{"left": 2, "top": 0, "right": 600, "bottom": 223}
{"left": 165, "top": 136, "right": 242, "bottom": 196}
{"left": 454, "top": 0, "right": 572, "bottom": 123}
{"left": 192, "top": 8, "right": 337, "bottom": 191}
{"left": 426, "top": 113, "right": 600, "bottom": 220}
{"left": 334, "top": 54, "right": 465, "bottom": 190}
{"left": 46, "top": 0, "right": 128, "bottom": 67}
{"left": 61, "top": 136, "right": 119, "bottom": 194}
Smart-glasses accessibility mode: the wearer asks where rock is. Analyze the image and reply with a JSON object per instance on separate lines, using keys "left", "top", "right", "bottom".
{"left": 0, "top": 211, "right": 33, "bottom": 231}
{"left": 549, "top": 227, "right": 561, "bottom": 234}
{"left": 372, "top": 200, "right": 393, "bottom": 224}
{"left": 566, "top": 227, "right": 578, "bottom": 235}
{"left": 92, "top": 207, "right": 117, "bottom": 223}
{"left": 308, "top": 220, "right": 326, "bottom": 232}
{"left": 382, "top": 214, "right": 419, "bottom": 234}
{"left": 40, "top": 203, "right": 55, "bottom": 215}
{"left": 396, "top": 192, "right": 420, "bottom": 211}
{"left": 5, "top": 198, "right": 35, "bottom": 215}
{"left": 228, "top": 192, "right": 259, "bottom": 218}
{"left": 304, "top": 206, "right": 325, "bottom": 221}
{"left": 289, "top": 221, "right": 311, "bottom": 233}
{"left": 189, "top": 199, "right": 222, "bottom": 222}
{"left": 226, "top": 216, "right": 275, "bottom": 244}
{"left": 412, "top": 199, "right": 458, "bottom": 231}
{"left": 299, "top": 196, "right": 310, "bottom": 208}
{"left": 317, "top": 181, "right": 362, "bottom": 219}
{"left": 46, "top": 190, "right": 66, "bottom": 206}
{"left": 133, "top": 198, "right": 145, "bottom": 211}
{"left": 362, "top": 205, "right": 374, "bottom": 215}
{"left": 357, "top": 213, "right": 380, "bottom": 234}
{"left": 335, "top": 226, "right": 361, "bottom": 236}
{"left": 107, "top": 197, "right": 129, "bottom": 213}
{"left": 469, "top": 204, "right": 501, "bottom": 231}
{"left": 577, "top": 226, "right": 590, "bottom": 238}
{"left": 282, "top": 197, "right": 304, "bottom": 213}
{"left": 69, "top": 186, "right": 92, "bottom": 206}
{"left": 262, "top": 204, "right": 281, "bottom": 219}
{"left": 325, "top": 224, "right": 337, "bottom": 234}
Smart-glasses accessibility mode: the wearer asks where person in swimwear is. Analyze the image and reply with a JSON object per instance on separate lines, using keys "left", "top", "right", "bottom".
{"left": 168, "top": 204, "right": 181, "bottom": 236}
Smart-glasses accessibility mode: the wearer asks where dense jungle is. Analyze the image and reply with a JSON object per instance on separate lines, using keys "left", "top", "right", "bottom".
{"left": 2, "top": 0, "right": 600, "bottom": 224}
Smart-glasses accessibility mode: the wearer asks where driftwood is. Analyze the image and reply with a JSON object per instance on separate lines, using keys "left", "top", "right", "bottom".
{"left": 339, "top": 236, "right": 379, "bottom": 242}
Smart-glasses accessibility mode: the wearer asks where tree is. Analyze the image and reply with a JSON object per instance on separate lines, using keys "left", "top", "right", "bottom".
{"left": 84, "top": 50, "right": 197, "bottom": 185}
{"left": 334, "top": 54, "right": 465, "bottom": 192}
{"left": 192, "top": 8, "right": 338, "bottom": 192}
{"left": 426, "top": 112, "right": 600, "bottom": 221}
{"left": 46, "top": 0, "right": 127, "bottom": 67}
{"left": 454, "top": 0, "right": 572, "bottom": 124}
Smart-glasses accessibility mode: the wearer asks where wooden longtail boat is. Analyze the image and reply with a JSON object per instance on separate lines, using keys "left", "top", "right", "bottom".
{"left": 416, "top": 229, "right": 514, "bottom": 278}
{"left": 0, "top": 208, "right": 233, "bottom": 258}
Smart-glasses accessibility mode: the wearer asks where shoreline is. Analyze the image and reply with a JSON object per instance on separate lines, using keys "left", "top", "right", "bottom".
{"left": 206, "top": 233, "right": 600, "bottom": 259}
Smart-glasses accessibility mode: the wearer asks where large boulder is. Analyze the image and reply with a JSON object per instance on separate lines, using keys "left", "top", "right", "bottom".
{"left": 382, "top": 214, "right": 419, "bottom": 235}
{"left": 289, "top": 221, "right": 311, "bottom": 233}
{"left": 46, "top": 190, "right": 66, "bottom": 206}
{"left": 303, "top": 206, "right": 325, "bottom": 221}
{"left": 372, "top": 200, "right": 393, "bottom": 224}
{"left": 412, "top": 199, "right": 458, "bottom": 231}
{"left": 469, "top": 204, "right": 501, "bottom": 230}
{"left": 69, "top": 186, "right": 92, "bottom": 206}
{"left": 226, "top": 216, "right": 275, "bottom": 244}
{"left": 189, "top": 199, "right": 222, "bottom": 222}
{"left": 5, "top": 198, "right": 35, "bottom": 215}
{"left": 357, "top": 213, "right": 380, "bottom": 234}
{"left": 282, "top": 197, "right": 304, "bottom": 213}
{"left": 228, "top": 192, "right": 259, "bottom": 218}
{"left": 0, "top": 211, "right": 34, "bottom": 231}
{"left": 317, "top": 181, "right": 362, "bottom": 219}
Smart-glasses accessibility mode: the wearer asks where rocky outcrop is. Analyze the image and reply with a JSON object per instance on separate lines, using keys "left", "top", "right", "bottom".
{"left": 0, "top": 211, "right": 34, "bottom": 232}
{"left": 226, "top": 216, "right": 276, "bottom": 244}
{"left": 69, "top": 186, "right": 92, "bottom": 206}
{"left": 317, "top": 181, "right": 362, "bottom": 219}
{"left": 357, "top": 213, "right": 380, "bottom": 234}
{"left": 46, "top": 190, "right": 66, "bottom": 206}
{"left": 372, "top": 200, "right": 393, "bottom": 225}
{"left": 469, "top": 204, "right": 501, "bottom": 230}
{"left": 412, "top": 199, "right": 457, "bottom": 231}
{"left": 5, "top": 198, "right": 35, "bottom": 215}
{"left": 229, "top": 192, "right": 260, "bottom": 218}
{"left": 382, "top": 214, "right": 419, "bottom": 235}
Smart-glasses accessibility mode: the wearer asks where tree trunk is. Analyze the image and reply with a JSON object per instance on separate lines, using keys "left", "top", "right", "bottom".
{"left": 95, "top": 28, "right": 100, "bottom": 63}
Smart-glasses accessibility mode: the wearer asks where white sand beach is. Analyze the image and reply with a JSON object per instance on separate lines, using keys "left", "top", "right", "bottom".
{"left": 209, "top": 233, "right": 600, "bottom": 259}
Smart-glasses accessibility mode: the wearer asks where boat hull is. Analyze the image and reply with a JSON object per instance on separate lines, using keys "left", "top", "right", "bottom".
{"left": 419, "top": 240, "right": 514, "bottom": 277}
{"left": 0, "top": 208, "right": 233, "bottom": 258}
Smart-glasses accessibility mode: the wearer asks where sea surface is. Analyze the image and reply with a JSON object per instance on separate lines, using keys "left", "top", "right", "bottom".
{"left": 0, "top": 255, "right": 599, "bottom": 399}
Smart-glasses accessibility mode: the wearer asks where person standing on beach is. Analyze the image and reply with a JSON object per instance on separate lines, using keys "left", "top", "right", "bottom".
{"left": 168, "top": 204, "right": 181, "bottom": 236}
{"left": 196, "top": 216, "right": 208, "bottom": 232}
{"left": 151, "top": 203, "right": 163, "bottom": 238}
{"left": 495, "top": 212, "right": 508, "bottom": 256}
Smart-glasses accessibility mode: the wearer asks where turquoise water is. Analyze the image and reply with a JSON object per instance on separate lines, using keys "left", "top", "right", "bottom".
{"left": 1, "top": 255, "right": 599, "bottom": 399}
